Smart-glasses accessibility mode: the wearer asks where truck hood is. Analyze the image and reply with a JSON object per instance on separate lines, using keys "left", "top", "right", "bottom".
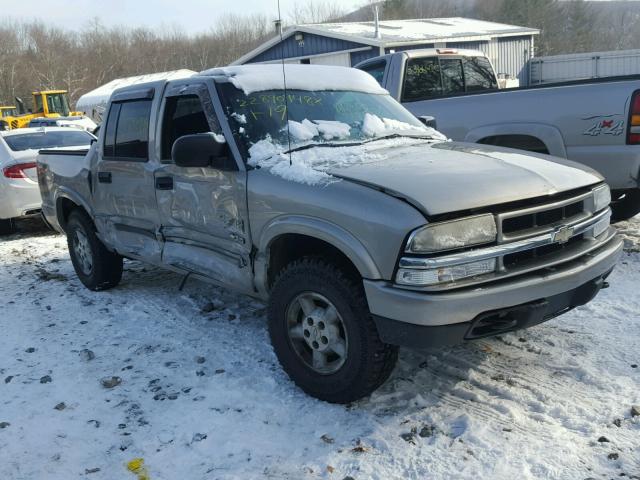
{"left": 328, "top": 141, "right": 603, "bottom": 217}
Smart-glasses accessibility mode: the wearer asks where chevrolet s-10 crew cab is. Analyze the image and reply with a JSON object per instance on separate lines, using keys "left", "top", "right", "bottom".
{"left": 38, "top": 65, "right": 623, "bottom": 403}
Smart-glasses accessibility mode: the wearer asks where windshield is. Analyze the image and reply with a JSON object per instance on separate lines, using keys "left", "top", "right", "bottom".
{"left": 4, "top": 130, "right": 93, "bottom": 151}
{"left": 218, "top": 84, "right": 443, "bottom": 158}
{"left": 46, "top": 93, "right": 71, "bottom": 116}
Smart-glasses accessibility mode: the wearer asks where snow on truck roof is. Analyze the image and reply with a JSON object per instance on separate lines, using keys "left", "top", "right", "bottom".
{"left": 199, "top": 65, "right": 388, "bottom": 95}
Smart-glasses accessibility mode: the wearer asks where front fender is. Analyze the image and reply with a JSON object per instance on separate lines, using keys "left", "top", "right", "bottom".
{"left": 254, "top": 215, "right": 382, "bottom": 297}
{"left": 465, "top": 123, "right": 567, "bottom": 158}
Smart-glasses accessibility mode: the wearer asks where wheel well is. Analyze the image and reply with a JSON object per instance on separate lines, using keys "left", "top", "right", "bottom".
{"left": 267, "top": 234, "right": 361, "bottom": 289}
{"left": 477, "top": 134, "right": 549, "bottom": 154}
{"left": 56, "top": 197, "right": 87, "bottom": 231}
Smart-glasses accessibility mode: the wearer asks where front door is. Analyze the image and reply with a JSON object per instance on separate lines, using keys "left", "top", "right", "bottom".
{"left": 154, "top": 82, "right": 253, "bottom": 293}
{"left": 93, "top": 88, "right": 162, "bottom": 262}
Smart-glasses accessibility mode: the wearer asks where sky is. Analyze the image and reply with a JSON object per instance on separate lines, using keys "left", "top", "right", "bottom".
{"left": 0, "top": 0, "right": 366, "bottom": 32}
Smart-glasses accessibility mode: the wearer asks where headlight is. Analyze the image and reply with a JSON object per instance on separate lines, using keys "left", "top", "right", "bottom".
{"left": 396, "top": 258, "right": 497, "bottom": 286}
{"left": 593, "top": 184, "right": 611, "bottom": 212}
{"left": 406, "top": 214, "right": 497, "bottom": 253}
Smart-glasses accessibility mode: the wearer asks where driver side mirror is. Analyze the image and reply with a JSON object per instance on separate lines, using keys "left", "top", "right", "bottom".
{"left": 418, "top": 115, "right": 437, "bottom": 129}
{"left": 172, "top": 132, "right": 229, "bottom": 169}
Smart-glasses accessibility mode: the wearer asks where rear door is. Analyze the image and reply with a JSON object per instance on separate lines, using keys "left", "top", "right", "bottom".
{"left": 92, "top": 87, "right": 163, "bottom": 262}
{"left": 153, "top": 80, "right": 253, "bottom": 292}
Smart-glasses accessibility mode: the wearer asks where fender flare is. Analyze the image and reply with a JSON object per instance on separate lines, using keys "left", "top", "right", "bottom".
{"left": 254, "top": 215, "right": 382, "bottom": 296}
{"left": 54, "top": 187, "right": 93, "bottom": 229}
{"left": 464, "top": 123, "right": 567, "bottom": 158}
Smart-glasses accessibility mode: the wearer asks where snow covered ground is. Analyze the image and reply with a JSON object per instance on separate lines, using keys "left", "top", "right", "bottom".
{"left": 1, "top": 218, "right": 639, "bottom": 480}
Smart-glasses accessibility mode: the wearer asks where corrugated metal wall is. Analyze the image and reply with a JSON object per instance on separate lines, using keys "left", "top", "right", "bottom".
{"left": 249, "top": 31, "right": 368, "bottom": 63}
{"left": 496, "top": 36, "right": 534, "bottom": 85}
{"left": 530, "top": 49, "right": 640, "bottom": 84}
{"left": 350, "top": 48, "right": 378, "bottom": 66}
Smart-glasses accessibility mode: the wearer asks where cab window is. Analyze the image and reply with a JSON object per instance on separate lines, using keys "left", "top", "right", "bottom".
{"left": 360, "top": 61, "right": 386, "bottom": 86}
{"left": 103, "top": 99, "right": 152, "bottom": 160}
{"left": 160, "top": 95, "right": 211, "bottom": 161}
{"left": 463, "top": 57, "right": 498, "bottom": 92}
{"left": 402, "top": 57, "right": 442, "bottom": 101}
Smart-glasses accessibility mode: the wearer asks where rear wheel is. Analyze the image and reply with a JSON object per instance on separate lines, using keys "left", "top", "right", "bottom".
{"left": 0, "top": 218, "right": 15, "bottom": 236}
{"left": 66, "top": 210, "right": 123, "bottom": 291}
{"left": 611, "top": 189, "right": 640, "bottom": 222}
{"left": 268, "top": 257, "right": 398, "bottom": 403}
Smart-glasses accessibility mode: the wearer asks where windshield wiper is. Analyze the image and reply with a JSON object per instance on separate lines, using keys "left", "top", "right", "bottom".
{"left": 362, "top": 133, "right": 438, "bottom": 145}
{"left": 283, "top": 140, "right": 362, "bottom": 155}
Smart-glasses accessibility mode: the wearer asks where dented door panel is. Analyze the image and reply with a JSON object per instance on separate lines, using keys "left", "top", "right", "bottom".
{"left": 154, "top": 81, "right": 252, "bottom": 292}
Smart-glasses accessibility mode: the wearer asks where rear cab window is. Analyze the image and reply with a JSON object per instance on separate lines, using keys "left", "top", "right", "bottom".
{"left": 103, "top": 99, "right": 152, "bottom": 161}
{"left": 402, "top": 55, "right": 497, "bottom": 102}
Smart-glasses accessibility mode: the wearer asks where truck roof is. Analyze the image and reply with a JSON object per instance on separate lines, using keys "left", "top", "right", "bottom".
{"left": 355, "top": 48, "right": 487, "bottom": 68}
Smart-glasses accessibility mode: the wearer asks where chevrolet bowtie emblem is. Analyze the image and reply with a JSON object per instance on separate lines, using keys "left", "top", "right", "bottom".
{"left": 553, "top": 225, "right": 574, "bottom": 244}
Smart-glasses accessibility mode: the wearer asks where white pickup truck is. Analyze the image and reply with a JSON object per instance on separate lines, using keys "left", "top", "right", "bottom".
{"left": 356, "top": 49, "right": 640, "bottom": 221}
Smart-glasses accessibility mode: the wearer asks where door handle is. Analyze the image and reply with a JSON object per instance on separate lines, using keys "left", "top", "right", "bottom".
{"left": 155, "top": 176, "right": 174, "bottom": 190}
{"left": 97, "top": 171, "right": 112, "bottom": 183}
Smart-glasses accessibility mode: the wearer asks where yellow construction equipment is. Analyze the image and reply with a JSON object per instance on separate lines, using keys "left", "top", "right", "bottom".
{"left": 3, "top": 90, "right": 83, "bottom": 129}
{"left": 0, "top": 106, "right": 18, "bottom": 118}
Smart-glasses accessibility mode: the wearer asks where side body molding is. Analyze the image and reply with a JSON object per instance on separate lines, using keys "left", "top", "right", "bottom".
{"left": 465, "top": 123, "right": 568, "bottom": 158}
{"left": 254, "top": 215, "right": 382, "bottom": 298}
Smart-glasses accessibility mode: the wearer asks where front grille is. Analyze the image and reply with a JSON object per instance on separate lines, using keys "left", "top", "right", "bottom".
{"left": 497, "top": 190, "right": 596, "bottom": 272}
{"left": 498, "top": 191, "right": 592, "bottom": 243}
{"left": 502, "top": 200, "right": 584, "bottom": 235}
{"left": 503, "top": 233, "right": 584, "bottom": 268}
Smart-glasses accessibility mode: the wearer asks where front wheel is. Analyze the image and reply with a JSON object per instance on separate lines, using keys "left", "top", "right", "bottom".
{"left": 268, "top": 258, "right": 398, "bottom": 403}
{"left": 66, "top": 210, "right": 123, "bottom": 291}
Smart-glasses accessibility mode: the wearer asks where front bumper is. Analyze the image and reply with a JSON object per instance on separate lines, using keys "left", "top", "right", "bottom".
{"left": 365, "top": 233, "right": 623, "bottom": 347}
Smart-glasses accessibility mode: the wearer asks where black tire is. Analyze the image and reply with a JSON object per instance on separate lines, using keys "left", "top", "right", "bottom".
{"left": 268, "top": 257, "right": 398, "bottom": 403}
{"left": 611, "top": 190, "right": 640, "bottom": 222}
{"left": 0, "top": 218, "right": 16, "bottom": 236}
{"left": 66, "top": 210, "right": 123, "bottom": 291}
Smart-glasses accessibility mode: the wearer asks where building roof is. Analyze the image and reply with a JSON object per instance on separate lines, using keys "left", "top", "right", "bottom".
{"left": 234, "top": 17, "right": 539, "bottom": 65}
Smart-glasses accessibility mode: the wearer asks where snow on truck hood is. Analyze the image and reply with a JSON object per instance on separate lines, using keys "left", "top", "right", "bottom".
{"left": 201, "top": 64, "right": 388, "bottom": 95}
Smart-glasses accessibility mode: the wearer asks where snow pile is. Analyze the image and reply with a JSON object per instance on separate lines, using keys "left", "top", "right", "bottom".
{"left": 287, "top": 119, "right": 351, "bottom": 141}
{"left": 201, "top": 64, "right": 388, "bottom": 95}
{"left": 231, "top": 112, "right": 246, "bottom": 124}
{"left": 362, "top": 112, "right": 446, "bottom": 140}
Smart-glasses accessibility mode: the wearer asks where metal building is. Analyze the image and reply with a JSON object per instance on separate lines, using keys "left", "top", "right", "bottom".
{"left": 233, "top": 17, "right": 539, "bottom": 85}
{"left": 530, "top": 49, "right": 640, "bottom": 85}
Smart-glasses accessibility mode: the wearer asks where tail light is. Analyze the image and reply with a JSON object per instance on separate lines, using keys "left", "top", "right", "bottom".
{"left": 3, "top": 162, "right": 37, "bottom": 179}
{"left": 627, "top": 90, "right": 640, "bottom": 144}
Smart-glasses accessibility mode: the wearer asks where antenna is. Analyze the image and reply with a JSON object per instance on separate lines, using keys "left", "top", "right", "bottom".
{"left": 277, "top": 0, "right": 293, "bottom": 166}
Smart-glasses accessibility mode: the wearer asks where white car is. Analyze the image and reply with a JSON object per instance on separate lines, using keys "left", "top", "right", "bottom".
{"left": 0, "top": 127, "right": 95, "bottom": 235}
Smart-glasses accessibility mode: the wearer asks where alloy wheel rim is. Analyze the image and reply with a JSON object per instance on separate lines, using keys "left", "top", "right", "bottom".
{"left": 73, "top": 229, "right": 93, "bottom": 275}
{"left": 285, "top": 292, "right": 348, "bottom": 375}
